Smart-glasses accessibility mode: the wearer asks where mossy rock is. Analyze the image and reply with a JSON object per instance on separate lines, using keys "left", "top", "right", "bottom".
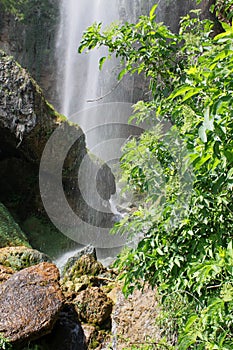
{"left": 62, "top": 255, "right": 104, "bottom": 284}
{"left": 73, "top": 286, "right": 113, "bottom": 326}
{"left": 0, "top": 202, "right": 30, "bottom": 248}
{"left": 61, "top": 245, "right": 97, "bottom": 277}
{"left": 0, "top": 246, "right": 51, "bottom": 271}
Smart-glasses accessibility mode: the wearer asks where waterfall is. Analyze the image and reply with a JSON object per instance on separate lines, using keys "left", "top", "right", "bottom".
{"left": 57, "top": 0, "right": 120, "bottom": 117}
{"left": 54, "top": 0, "right": 199, "bottom": 262}
{"left": 55, "top": 0, "right": 136, "bottom": 262}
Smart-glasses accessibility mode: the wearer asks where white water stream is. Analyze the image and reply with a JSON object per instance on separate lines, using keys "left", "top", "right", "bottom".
{"left": 57, "top": 0, "right": 120, "bottom": 117}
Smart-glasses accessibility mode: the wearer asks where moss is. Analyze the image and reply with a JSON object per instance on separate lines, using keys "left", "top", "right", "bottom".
{"left": 45, "top": 100, "right": 67, "bottom": 122}
{"left": 62, "top": 254, "right": 104, "bottom": 284}
{"left": 21, "top": 215, "right": 79, "bottom": 260}
{"left": 0, "top": 246, "right": 51, "bottom": 271}
{"left": 0, "top": 202, "right": 30, "bottom": 248}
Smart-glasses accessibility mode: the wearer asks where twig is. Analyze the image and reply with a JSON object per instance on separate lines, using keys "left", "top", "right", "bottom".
{"left": 206, "top": 284, "right": 222, "bottom": 289}
{"left": 86, "top": 78, "right": 123, "bottom": 103}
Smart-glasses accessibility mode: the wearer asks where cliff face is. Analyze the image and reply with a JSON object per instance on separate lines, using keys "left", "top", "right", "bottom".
{"left": 0, "top": 51, "right": 115, "bottom": 257}
{"left": 0, "top": 50, "right": 80, "bottom": 255}
{"left": 0, "top": 50, "right": 63, "bottom": 214}
{"left": 0, "top": 0, "right": 59, "bottom": 107}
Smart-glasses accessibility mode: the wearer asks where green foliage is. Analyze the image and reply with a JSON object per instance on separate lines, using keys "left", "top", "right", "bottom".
{"left": 0, "top": 334, "right": 12, "bottom": 350}
{"left": 0, "top": 0, "right": 56, "bottom": 22}
{"left": 214, "top": 0, "right": 233, "bottom": 24}
{"left": 79, "top": 4, "right": 233, "bottom": 349}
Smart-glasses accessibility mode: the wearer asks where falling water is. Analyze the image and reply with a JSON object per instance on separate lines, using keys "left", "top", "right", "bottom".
{"left": 57, "top": 0, "right": 121, "bottom": 117}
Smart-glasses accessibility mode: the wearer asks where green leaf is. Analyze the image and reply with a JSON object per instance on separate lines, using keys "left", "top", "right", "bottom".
{"left": 182, "top": 88, "right": 202, "bottom": 102}
{"left": 203, "top": 107, "right": 214, "bottom": 131}
{"left": 227, "top": 168, "right": 233, "bottom": 179}
{"left": 224, "top": 150, "right": 233, "bottom": 163}
{"left": 157, "top": 247, "right": 164, "bottom": 256}
{"left": 149, "top": 4, "right": 157, "bottom": 20}
{"left": 184, "top": 314, "right": 198, "bottom": 332}
{"left": 221, "top": 22, "right": 232, "bottom": 32}
{"left": 99, "top": 56, "right": 106, "bottom": 70}
{"left": 118, "top": 68, "right": 128, "bottom": 80}
{"left": 169, "top": 85, "right": 193, "bottom": 100}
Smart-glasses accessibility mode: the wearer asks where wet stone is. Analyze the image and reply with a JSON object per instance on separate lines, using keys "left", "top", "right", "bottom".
{"left": 0, "top": 262, "right": 64, "bottom": 344}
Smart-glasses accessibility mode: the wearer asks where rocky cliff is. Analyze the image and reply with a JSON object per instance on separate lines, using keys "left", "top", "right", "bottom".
{"left": 0, "top": 50, "right": 115, "bottom": 258}
{"left": 0, "top": 0, "right": 59, "bottom": 107}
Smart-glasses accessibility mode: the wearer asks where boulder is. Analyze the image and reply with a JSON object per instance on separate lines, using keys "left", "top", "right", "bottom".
{"left": 61, "top": 254, "right": 105, "bottom": 295}
{"left": 62, "top": 254, "right": 104, "bottom": 283}
{"left": 73, "top": 286, "right": 113, "bottom": 326}
{"left": 110, "top": 284, "right": 160, "bottom": 349}
{"left": 0, "top": 262, "right": 64, "bottom": 344}
{"left": 61, "top": 245, "right": 97, "bottom": 277}
{"left": 0, "top": 245, "right": 51, "bottom": 271}
{"left": 0, "top": 202, "right": 30, "bottom": 248}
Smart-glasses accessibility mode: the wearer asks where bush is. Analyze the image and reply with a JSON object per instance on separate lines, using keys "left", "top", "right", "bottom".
{"left": 79, "top": 3, "right": 233, "bottom": 348}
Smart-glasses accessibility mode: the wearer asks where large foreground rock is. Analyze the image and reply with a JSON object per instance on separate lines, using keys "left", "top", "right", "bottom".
{"left": 0, "top": 264, "right": 13, "bottom": 283}
{"left": 0, "top": 262, "right": 64, "bottom": 344}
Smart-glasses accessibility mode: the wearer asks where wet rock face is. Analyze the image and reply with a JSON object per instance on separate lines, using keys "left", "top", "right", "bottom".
{"left": 0, "top": 246, "right": 51, "bottom": 271}
{"left": 0, "top": 50, "right": 60, "bottom": 163}
{"left": 0, "top": 51, "right": 116, "bottom": 244}
{"left": 0, "top": 262, "right": 64, "bottom": 344}
{"left": 0, "top": 50, "right": 65, "bottom": 222}
{"left": 0, "top": 55, "right": 36, "bottom": 138}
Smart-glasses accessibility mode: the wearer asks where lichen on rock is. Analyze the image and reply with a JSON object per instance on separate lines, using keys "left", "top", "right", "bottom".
{"left": 0, "top": 264, "right": 14, "bottom": 283}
